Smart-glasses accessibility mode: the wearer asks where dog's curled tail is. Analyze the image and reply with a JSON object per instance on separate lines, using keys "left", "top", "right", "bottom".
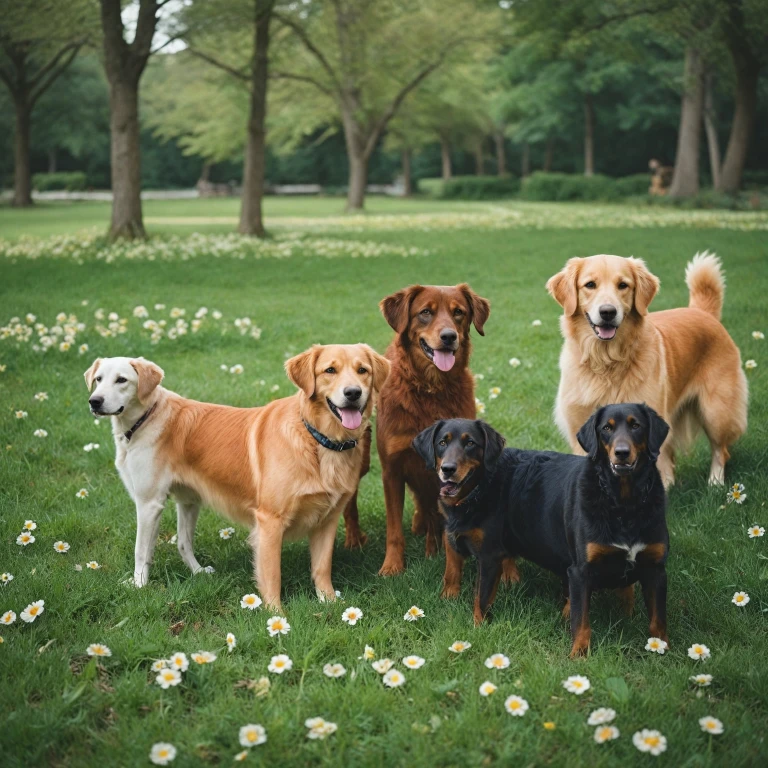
{"left": 685, "top": 250, "right": 724, "bottom": 320}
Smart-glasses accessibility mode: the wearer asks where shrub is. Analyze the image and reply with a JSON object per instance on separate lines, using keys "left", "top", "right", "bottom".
{"left": 439, "top": 175, "right": 520, "bottom": 200}
{"left": 32, "top": 172, "right": 87, "bottom": 192}
{"left": 417, "top": 177, "right": 444, "bottom": 198}
{"left": 520, "top": 172, "right": 619, "bottom": 202}
{"left": 614, "top": 174, "right": 652, "bottom": 197}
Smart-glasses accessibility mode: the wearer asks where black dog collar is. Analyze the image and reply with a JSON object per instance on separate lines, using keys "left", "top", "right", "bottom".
{"left": 304, "top": 421, "right": 358, "bottom": 452}
{"left": 124, "top": 404, "right": 157, "bottom": 442}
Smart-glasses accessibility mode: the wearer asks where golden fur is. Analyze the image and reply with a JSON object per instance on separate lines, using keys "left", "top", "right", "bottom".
{"left": 546, "top": 252, "right": 747, "bottom": 486}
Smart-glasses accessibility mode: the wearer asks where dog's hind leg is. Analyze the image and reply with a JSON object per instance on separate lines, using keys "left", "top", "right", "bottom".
{"left": 567, "top": 565, "right": 593, "bottom": 658}
{"left": 615, "top": 585, "right": 635, "bottom": 616}
{"left": 134, "top": 498, "right": 166, "bottom": 587}
{"left": 473, "top": 557, "right": 503, "bottom": 626}
{"left": 639, "top": 565, "right": 668, "bottom": 644}
{"left": 176, "top": 500, "right": 210, "bottom": 575}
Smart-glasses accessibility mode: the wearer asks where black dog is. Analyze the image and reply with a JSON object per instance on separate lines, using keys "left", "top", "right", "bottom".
{"left": 412, "top": 404, "right": 670, "bottom": 657}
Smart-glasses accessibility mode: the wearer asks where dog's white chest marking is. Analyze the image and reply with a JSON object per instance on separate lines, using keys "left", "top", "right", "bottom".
{"left": 610, "top": 542, "right": 646, "bottom": 563}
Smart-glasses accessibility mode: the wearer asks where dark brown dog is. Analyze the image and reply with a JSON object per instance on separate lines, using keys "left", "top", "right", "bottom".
{"left": 342, "top": 283, "right": 518, "bottom": 594}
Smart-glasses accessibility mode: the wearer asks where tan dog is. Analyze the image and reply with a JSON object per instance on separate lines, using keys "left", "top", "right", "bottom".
{"left": 84, "top": 346, "right": 390, "bottom": 608}
{"left": 546, "top": 252, "right": 747, "bottom": 487}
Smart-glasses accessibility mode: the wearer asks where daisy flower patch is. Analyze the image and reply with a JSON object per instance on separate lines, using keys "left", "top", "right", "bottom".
{"left": 699, "top": 716, "right": 724, "bottom": 735}
{"left": 687, "top": 643, "right": 711, "bottom": 661}
{"left": 238, "top": 724, "right": 267, "bottom": 747}
{"left": 594, "top": 725, "right": 620, "bottom": 743}
{"left": 86, "top": 643, "right": 112, "bottom": 657}
{"left": 16, "top": 532, "right": 35, "bottom": 546}
{"left": 219, "top": 527, "right": 235, "bottom": 539}
{"left": 226, "top": 633, "right": 236, "bottom": 652}
{"left": 21, "top": 600, "right": 44, "bottom": 623}
{"left": 267, "top": 654, "right": 292, "bottom": 674}
{"left": 479, "top": 681, "right": 497, "bottom": 697}
{"left": 53, "top": 541, "right": 70, "bottom": 554}
{"left": 645, "top": 637, "right": 668, "bottom": 654}
{"left": 0, "top": 573, "right": 13, "bottom": 586}
{"left": 86, "top": 561, "right": 100, "bottom": 570}
{"left": 169, "top": 652, "right": 189, "bottom": 672}
{"left": 305, "top": 717, "right": 337, "bottom": 740}
{"left": 359, "top": 644, "right": 375, "bottom": 661}
{"left": 403, "top": 605, "right": 424, "bottom": 622}
{"left": 632, "top": 729, "right": 667, "bottom": 755}
{"left": 402, "top": 655, "right": 425, "bottom": 670}
{"left": 690, "top": 673, "right": 713, "bottom": 687}
{"left": 449, "top": 641, "right": 471, "bottom": 653}
{"left": 484, "top": 653, "right": 510, "bottom": 670}
{"left": 155, "top": 669, "right": 182, "bottom": 689}
{"left": 732, "top": 591, "right": 749, "bottom": 607}
{"left": 382, "top": 668, "right": 406, "bottom": 688}
{"left": 322, "top": 663, "right": 346, "bottom": 678}
{"left": 1, "top": 610, "right": 16, "bottom": 625}
{"left": 266, "top": 616, "right": 290, "bottom": 636}
{"left": 341, "top": 606, "right": 363, "bottom": 625}
{"left": 76, "top": 489, "right": 89, "bottom": 499}
{"left": 588, "top": 708, "right": 616, "bottom": 726}
{"left": 562, "top": 675, "right": 590, "bottom": 694}
{"left": 747, "top": 524, "right": 765, "bottom": 538}
{"left": 149, "top": 743, "right": 177, "bottom": 765}
{"left": 191, "top": 651, "right": 217, "bottom": 664}
{"left": 727, "top": 483, "right": 746, "bottom": 504}
{"left": 240, "top": 593, "right": 262, "bottom": 610}
{"left": 504, "top": 695, "right": 529, "bottom": 716}
{"left": 371, "top": 658, "right": 394, "bottom": 674}
{"left": 23, "top": 520, "right": 36, "bottom": 531}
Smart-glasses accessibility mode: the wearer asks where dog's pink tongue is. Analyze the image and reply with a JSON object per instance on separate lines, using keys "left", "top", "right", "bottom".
{"left": 433, "top": 349, "right": 456, "bottom": 372}
{"left": 339, "top": 408, "right": 362, "bottom": 430}
{"left": 597, "top": 325, "right": 617, "bottom": 340}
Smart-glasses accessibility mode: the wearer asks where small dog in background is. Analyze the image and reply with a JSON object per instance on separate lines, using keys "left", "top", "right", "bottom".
{"left": 414, "top": 405, "right": 670, "bottom": 657}
{"left": 84, "top": 346, "right": 389, "bottom": 608}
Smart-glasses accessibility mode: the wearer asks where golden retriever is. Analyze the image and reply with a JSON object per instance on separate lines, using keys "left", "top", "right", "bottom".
{"left": 546, "top": 252, "right": 747, "bottom": 487}
{"left": 84, "top": 345, "right": 390, "bottom": 608}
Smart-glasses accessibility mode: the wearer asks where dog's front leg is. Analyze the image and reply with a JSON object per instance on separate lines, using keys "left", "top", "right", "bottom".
{"left": 251, "top": 510, "right": 284, "bottom": 611}
{"left": 309, "top": 507, "right": 344, "bottom": 602}
{"left": 639, "top": 565, "right": 668, "bottom": 644}
{"left": 134, "top": 498, "right": 166, "bottom": 587}
{"left": 473, "top": 557, "right": 503, "bottom": 625}
{"left": 567, "top": 565, "right": 593, "bottom": 658}
{"left": 441, "top": 532, "right": 465, "bottom": 598}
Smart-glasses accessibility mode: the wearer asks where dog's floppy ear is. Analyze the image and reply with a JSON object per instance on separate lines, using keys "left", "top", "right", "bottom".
{"left": 546, "top": 258, "right": 582, "bottom": 317}
{"left": 285, "top": 345, "right": 320, "bottom": 398}
{"left": 412, "top": 420, "right": 444, "bottom": 470}
{"left": 479, "top": 421, "right": 506, "bottom": 472}
{"left": 83, "top": 358, "right": 102, "bottom": 390}
{"left": 364, "top": 345, "right": 391, "bottom": 394}
{"left": 577, "top": 407, "right": 603, "bottom": 461}
{"left": 380, "top": 285, "right": 423, "bottom": 334}
{"left": 130, "top": 359, "right": 164, "bottom": 403}
{"left": 457, "top": 283, "right": 491, "bottom": 336}
{"left": 629, "top": 257, "right": 660, "bottom": 316}
{"left": 642, "top": 404, "right": 670, "bottom": 461}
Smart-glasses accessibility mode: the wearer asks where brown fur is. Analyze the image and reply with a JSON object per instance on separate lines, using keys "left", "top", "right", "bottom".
{"left": 547, "top": 252, "right": 748, "bottom": 487}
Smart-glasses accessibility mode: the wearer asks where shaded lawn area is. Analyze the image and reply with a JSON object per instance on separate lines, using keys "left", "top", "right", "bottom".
{"left": 0, "top": 209, "right": 766, "bottom": 767}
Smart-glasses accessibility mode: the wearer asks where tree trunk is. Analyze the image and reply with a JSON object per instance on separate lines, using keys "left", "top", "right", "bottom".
{"left": 107, "top": 79, "right": 145, "bottom": 238}
{"left": 239, "top": 4, "right": 272, "bottom": 237}
{"left": 12, "top": 97, "right": 33, "bottom": 207}
{"left": 583, "top": 93, "right": 595, "bottom": 176}
{"left": 703, "top": 72, "right": 720, "bottom": 190}
{"left": 440, "top": 137, "right": 452, "bottom": 181}
{"left": 668, "top": 47, "right": 704, "bottom": 198}
{"left": 199, "top": 160, "right": 212, "bottom": 183}
{"left": 543, "top": 137, "right": 554, "bottom": 172}
{"left": 48, "top": 148, "right": 58, "bottom": 174}
{"left": 495, "top": 131, "right": 506, "bottom": 176}
{"left": 521, "top": 142, "right": 530, "bottom": 177}
{"left": 474, "top": 139, "right": 484, "bottom": 175}
{"left": 346, "top": 151, "right": 368, "bottom": 211}
{"left": 401, "top": 148, "right": 412, "bottom": 197}
{"left": 718, "top": 55, "right": 759, "bottom": 193}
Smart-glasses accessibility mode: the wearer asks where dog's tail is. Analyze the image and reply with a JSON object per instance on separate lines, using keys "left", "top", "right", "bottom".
{"left": 685, "top": 251, "right": 724, "bottom": 320}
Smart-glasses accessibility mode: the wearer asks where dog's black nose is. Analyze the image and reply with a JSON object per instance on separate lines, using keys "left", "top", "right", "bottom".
{"left": 599, "top": 304, "right": 617, "bottom": 322}
{"left": 614, "top": 443, "right": 631, "bottom": 462}
{"left": 89, "top": 397, "right": 103, "bottom": 409}
{"left": 343, "top": 386, "right": 362, "bottom": 402}
{"left": 441, "top": 462, "right": 457, "bottom": 477}
{"left": 440, "top": 329, "right": 457, "bottom": 346}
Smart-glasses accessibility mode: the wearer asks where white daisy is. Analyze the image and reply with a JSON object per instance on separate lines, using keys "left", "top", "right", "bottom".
{"left": 34, "top": 392, "right": 48, "bottom": 401}
{"left": 727, "top": 483, "right": 747, "bottom": 504}
{"left": 359, "top": 644, "right": 375, "bottom": 660}
{"left": 227, "top": 633, "right": 236, "bottom": 652}
{"left": 504, "top": 695, "right": 529, "bottom": 716}
{"left": 645, "top": 637, "right": 668, "bottom": 654}
{"left": 323, "top": 663, "right": 346, "bottom": 678}
{"left": 479, "top": 681, "right": 497, "bottom": 696}
{"left": 152, "top": 659, "right": 168, "bottom": 672}
{"left": 594, "top": 725, "right": 620, "bottom": 743}
{"left": 0, "top": 572, "right": 13, "bottom": 586}
{"left": 305, "top": 717, "right": 338, "bottom": 740}
{"left": 753, "top": 331, "right": 765, "bottom": 340}
{"left": 403, "top": 605, "right": 424, "bottom": 622}
{"left": 699, "top": 716, "right": 724, "bottom": 735}
{"left": 382, "top": 668, "right": 406, "bottom": 688}
{"left": 266, "top": 616, "right": 290, "bottom": 636}
{"left": 20, "top": 600, "right": 44, "bottom": 623}
{"left": 23, "top": 520, "right": 36, "bottom": 531}
{"left": 53, "top": 541, "right": 70, "bottom": 554}
{"left": 169, "top": 652, "right": 189, "bottom": 672}
{"left": 476, "top": 400, "right": 486, "bottom": 415}
{"left": 732, "top": 591, "right": 749, "bottom": 607}
{"left": 402, "top": 655, "right": 425, "bottom": 669}
{"left": 509, "top": 357, "right": 521, "bottom": 367}
{"left": 191, "top": 651, "right": 217, "bottom": 664}
{"left": 371, "top": 659, "right": 394, "bottom": 674}
{"left": 744, "top": 359, "right": 757, "bottom": 369}
{"left": 219, "top": 527, "right": 235, "bottom": 539}
{"left": 532, "top": 319, "right": 542, "bottom": 327}
{"left": 240, "top": 593, "right": 262, "bottom": 610}
{"left": 16, "top": 532, "right": 35, "bottom": 546}
{"left": 562, "top": 675, "right": 591, "bottom": 694}
{"left": 1, "top": 610, "right": 16, "bottom": 625}
{"left": 15, "top": 410, "right": 27, "bottom": 419}
{"left": 588, "top": 708, "right": 617, "bottom": 726}
{"left": 149, "top": 743, "right": 177, "bottom": 765}
{"left": 234, "top": 750, "right": 248, "bottom": 762}
{"left": 270, "top": 384, "right": 279, "bottom": 392}
{"left": 489, "top": 386, "right": 501, "bottom": 399}
{"left": 690, "top": 673, "right": 713, "bottom": 687}
{"left": 79, "top": 344, "right": 89, "bottom": 355}
{"left": 83, "top": 443, "right": 100, "bottom": 452}
{"left": 33, "top": 429, "right": 48, "bottom": 438}
{"left": 238, "top": 724, "right": 267, "bottom": 747}
{"left": 76, "top": 489, "right": 89, "bottom": 499}
{"left": 155, "top": 668, "right": 182, "bottom": 688}
{"left": 86, "top": 643, "right": 112, "bottom": 657}
{"left": 748, "top": 524, "right": 765, "bottom": 538}
{"left": 74, "top": 564, "right": 83, "bottom": 571}
{"left": 86, "top": 561, "right": 100, "bottom": 570}
{"left": 687, "top": 643, "right": 711, "bottom": 661}
{"left": 632, "top": 729, "right": 667, "bottom": 755}
{"left": 341, "top": 606, "right": 363, "bottom": 625}
{"left": 449, "top": 641, "right": 471, "bottom": 653}
{"left": 484, "top": 653, "right": 510, "bottom": 670}
{"left": 230, "top": 364, "right": 244, "bottom": 375}
{"left": 267, "top": 654, "right": 293, "bottom": 674}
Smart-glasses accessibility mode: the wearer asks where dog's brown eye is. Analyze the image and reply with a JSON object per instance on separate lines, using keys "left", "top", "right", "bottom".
{"left": 618, "top": 282, "right": 628, "bottom": 289}
{"left": 116, "top": 377, "right": 127, "bottom": 384}
{"left": 438, "top": 440, "right": 447, "bottom": 446}
{"left": 585, "top": 281, "right": 596, "bottom": 289}
{"left": 453, "top": 308, "right": 463, "bottom": 316}
{"left": 631, "top": 422, "right": 641, "bottom": 430}
{"left": 602, "top": 424, "right": 612, "bottom": 432}
{"left": 357, "top": 367, "right": 367, "bottom": 374}
{"left": 420, "top": 309, "right": 432, "bottom": 316}
{"left": 466, "top": 439, "right": 474, "bottom": 447}
{"left": 325, "top": 367, "right": 336, "bottom": 374}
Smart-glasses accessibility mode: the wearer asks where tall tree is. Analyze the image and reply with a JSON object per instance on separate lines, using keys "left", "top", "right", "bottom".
{"left": 273, "top": 0, "right": 493, "bottom": 210}
{"left": 99, "top": 0, "right": 177, "bottom": 239}
{"left": 0, "top": 0, "right": 92, "bottom": 206}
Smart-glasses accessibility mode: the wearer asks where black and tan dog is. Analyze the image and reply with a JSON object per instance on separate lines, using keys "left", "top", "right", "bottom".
{"left": 412, "top": 405, "right": 670, "bottom": 657}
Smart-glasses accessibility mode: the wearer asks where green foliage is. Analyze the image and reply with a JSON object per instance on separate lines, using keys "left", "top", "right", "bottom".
{"left": 439, "top": 175, "right": 520, "bottom": 200}
{"left": 521, "top": 172, "right": 619, "bottom": 202}
{"left": 614, "top": 174, "right": 652, "bottom": 196}
{"left": 32, "top": 171, "right": 86, "bottom": 191}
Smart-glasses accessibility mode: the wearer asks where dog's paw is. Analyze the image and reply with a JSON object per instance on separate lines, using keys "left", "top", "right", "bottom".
{"left": 440, "top": 584, "right": 461, "bottom": 599}
{"left": 202, "top": 566, "right": 216, "bottom": 574}
{"left": 500, "top": 559, "right": 521, "bottom": 585}
{"left": 378, "top": 557, "right": 405, "bottom": 577}
{"left": 344, "top": 528, "right": 368, "bottom": 549}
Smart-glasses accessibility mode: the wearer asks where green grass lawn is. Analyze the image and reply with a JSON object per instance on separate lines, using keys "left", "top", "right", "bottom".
{"left": 1, "top": 200, "right": 767, "bottom": 767}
